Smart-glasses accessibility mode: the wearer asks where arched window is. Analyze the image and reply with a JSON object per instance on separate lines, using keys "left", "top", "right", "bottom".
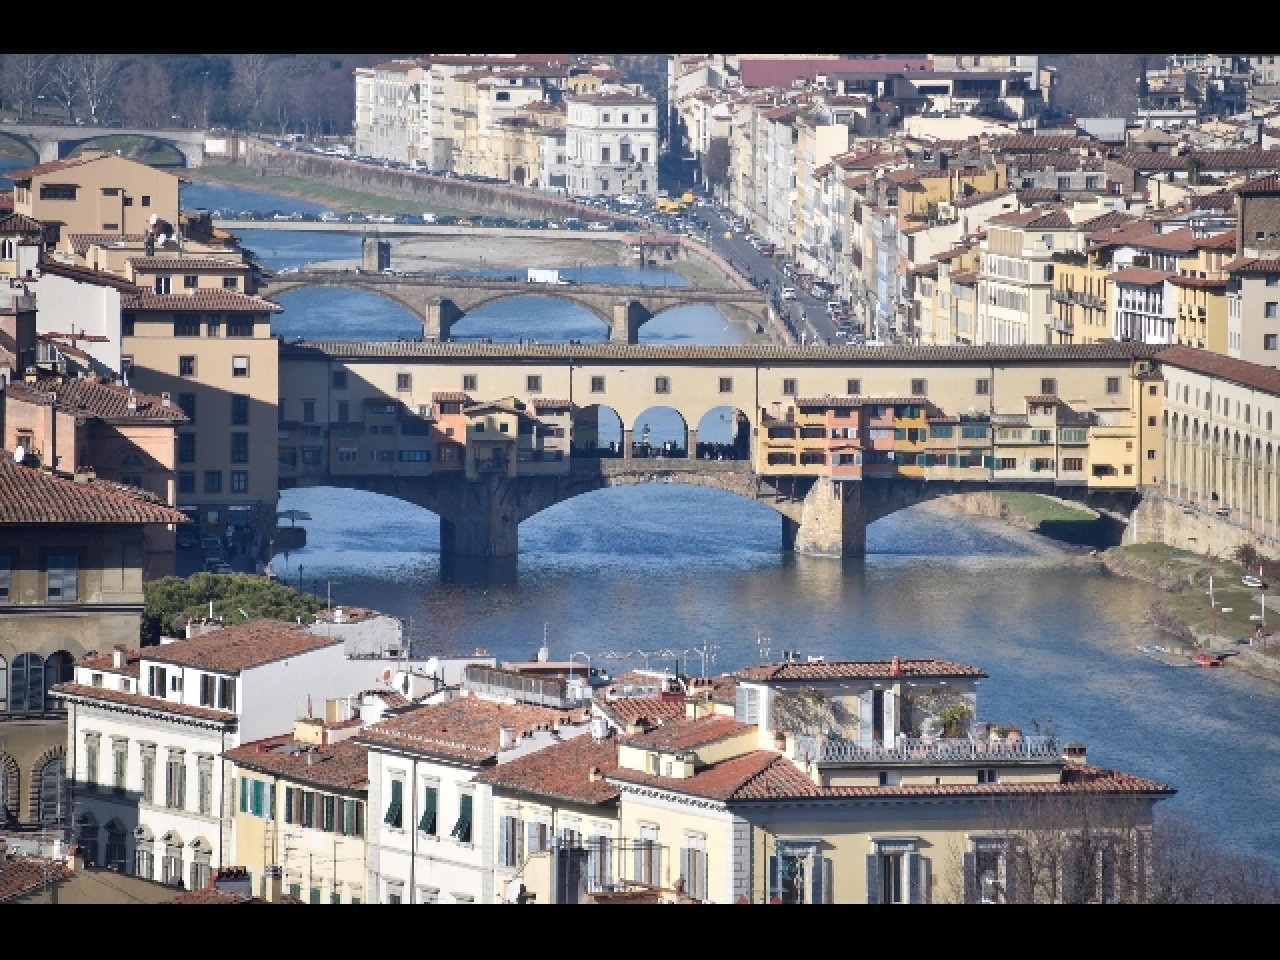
{"left": 44, "top": 651, "right": 73, "bottom": 708}
{"left": 189, "top": 837, "right": 213, "bottom": 891}
{"left": 0, "top": 754, "right": 14, "bottom": 823}
{"left": 134, "top": 825, "right": 155, "bottom": 879}
{"left": 105, "top": 821, "right": 127, "bottom": 872}
{"left": 10, "top": 653, "right": 43, "bottom": 713}
{"left": 38, "top": 757, "right": 65, "bottom": 825}
{"left": 161, "top": 831, "right": 184, "bottom": 886}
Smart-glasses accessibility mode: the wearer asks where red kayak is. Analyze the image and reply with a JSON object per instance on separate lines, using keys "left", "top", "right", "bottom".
{"left": 1192, "top": 652, "right": 1225, "bottom": 667}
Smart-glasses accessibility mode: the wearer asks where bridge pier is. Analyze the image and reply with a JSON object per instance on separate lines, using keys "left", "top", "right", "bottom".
{"left": 424, "top": 298, "right": 464, "bottom": 340}
{"left": 611, "top": 300, "right": 650, "bottom": 344}
{"left": 439, "top": 476, "right": 520, "bottom": 562}
{"left": 783, "top": 477, "right": 868, "bottom": 558}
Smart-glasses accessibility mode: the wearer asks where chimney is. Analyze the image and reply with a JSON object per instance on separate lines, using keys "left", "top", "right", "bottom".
{"left": 499, "top": 726, "right": 516, "bottom": 750}
{"left": 112, "top": 646, "right": 127, "bottom": 669}
{"left": 588, "top": 766, "right": 603, "bottom": 782}
{"left": 161, "top": 391, "right": 171, "bottom": 408}
{"left": 590, "top": 715, "right": 611, "bottom": 741}
{"left": 126, "top": 389, "right": 137, "bottom": 412}
{"left": 890, "top": 655, "right": 902, "bottom": 677}
{"left": 263, "top": 864, "right": 283, "bottom": 902}
{"left": 1064, "top": 742, "right": 1087, "bottom": 765}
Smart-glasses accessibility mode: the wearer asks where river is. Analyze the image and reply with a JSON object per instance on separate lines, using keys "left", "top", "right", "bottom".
{"left": 97, "top": 180, "right": 1280, "bottom": 857}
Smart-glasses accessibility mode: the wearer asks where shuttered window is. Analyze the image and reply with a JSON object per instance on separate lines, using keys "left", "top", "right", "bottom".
{"left": 384, "top": 779, "right": 403, "bottom": 828}
{"left": 284, "top": 787, "right": 296, "bottom": 824}
{"left": 680, "top": 846, "right": 709, "bottom": 900}
{"left": 323, "top": 794, "right": 336, "bottom": 832}
{"left": 0, "top": 555, "right": 10, "bottom": 602}
{"left": 451, "top": 793, "right": 473, "bottom": 843}
{"left": 302, "top": 790, "right": 316, "bottom": 828}
{"left": 165, "top": 751, "right": 186, "bottom": 810}
{"left": 498, "top": 815, "right": 524, "bottom": 868}
{"left": 251, "top": 778, "right": 265, "bottom": 817}
{"left": 112, "top": 739, "right": 128, "bottom": 793}
{"left": 197, "top": 757, "right": 213, "bottom": 815}
{"left": 84, "top": 733, "right": 100, "bottom": 789}
{"left": 46, "top": 553, "right": 78, "bottom": 601}
{"left": 527, "top": 821, "right": 548, "bottom": 854}
{"left": 418, "top": 786, "right": 437, "bottom": 834}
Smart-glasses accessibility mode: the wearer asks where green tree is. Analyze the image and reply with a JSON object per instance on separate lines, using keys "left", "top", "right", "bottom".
{"left": 142, "top": 572, "right": 325, "bottom": 645}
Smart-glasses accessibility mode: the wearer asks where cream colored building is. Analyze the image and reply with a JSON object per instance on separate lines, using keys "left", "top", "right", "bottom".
{"left": 8, "top": 152, "right": 180, "bottom": 242}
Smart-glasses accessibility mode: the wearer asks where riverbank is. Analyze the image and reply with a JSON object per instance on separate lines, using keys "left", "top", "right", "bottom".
{"left": 186, "top": 166, "right": 470, "bottom": 218}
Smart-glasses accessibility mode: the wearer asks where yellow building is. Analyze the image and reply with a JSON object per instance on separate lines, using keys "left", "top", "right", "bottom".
{"left": 600, "top": 658, "right": 1174, "bottom": 904}
{"left": 1169, "top": 230, "right": 1236, "bottom": 352}
{"left": 464, "top": 397, "right": 570, "bottom": 479}
{"left": 8, "top": 151, "right": 181, "bottom": 242}
{"left": 1050, "top": 253, "right": 1112, "bottom": 344}
{"left": 225, "top": 721, "right": 369, "bottom": 904}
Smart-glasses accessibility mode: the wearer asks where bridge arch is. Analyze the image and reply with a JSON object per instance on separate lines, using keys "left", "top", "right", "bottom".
{"left": 0, "top": 133, "right": 37, "bottom": 164}
{"left": 571, "top": 403, "right": 624, "bottom": 456}
{"left": 448, "top": 289, "right": 615, "bottom": 328}
{"left": 631, "top": 406, "right": 690, "bottom": 458}
{"left": 271, "top": 284, "right": 425, "bottom": 341}
{"left": 448, "top": 293, "right": 612, "bottom": 343}
{"left": 695, "top": 405, "right": 752, "bottom": 460}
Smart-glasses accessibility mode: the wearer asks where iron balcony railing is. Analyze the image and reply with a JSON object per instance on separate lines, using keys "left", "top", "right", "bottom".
{"left": 799, "top": 734, "right": 1062, "bottom": 765}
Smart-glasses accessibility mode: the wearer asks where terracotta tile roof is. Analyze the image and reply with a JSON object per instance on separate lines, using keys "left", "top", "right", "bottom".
{"left": 989, "top": 135, "right": 1088, "bottom": 152}
{"left": 68, "top": 233, "right": 146, "bottom": 257}
{"left": 617, "top": 714, "right": 752, "bottom": 751}
{"left": 1194, "top": 230, "right": 1237, "bottom": 250}
{"left": 610, "top": 750, "right": 799, "bottom": 801}
{"left": 949, "top": 270, "right": 979, "bottom": 284}
{"left": 144, "top": 621, "right": 341, "bottom": 675}
{"left": 1190, "top": 190, "right": 1236, "bottom": 211}
{"left": 1024, "top": 394, "right": 1060, "bottom": 404}
{"left": 1238, "top": 173, "right": 1280, "bottom": 195}
{"left": 168, "top": 886, "right": 299, "bottom": 904}
{"left": 1169, "top": 275, "right": 1228, "bottom": 289}
{"left": 1016, "top": 187, "right": 1060, "bottom": 204}
{"left": 1158, "top": 343, "right": 1280, "bottom": 395}
{"left": 1075, "top": 210, "right": 1136, "bottom": 232}
{"left": 224, "top": 737, "right": 370, "bottom": 792}
{"left": 1115, "top": 150, "right": 1280, "bottom": 172}
{"left": 1110, "top": 266, "right": 1175, "bottom": 286}
{"left": 127, "top": 257, "right": 250, "bottom": 272}
{"left": 7, "top": 375, "right": 188, "bottom": 422}
{"left": 0, "top": 456, "right": 188, "bottom": 525}
{"left": 7, "top": 153, "right": 103, "bottom": 181}
{"left": 734, "top": 657, "right": 986, "bottom": 682}
{"left": 52, "top": 682, "right": 238, "bottom": 724}
{"left": 1222, "top": 256, "right": 1279, "bottom": 274}
{"left": 283, "top": 341, "right": 1165, "bottom": 363}
{"left": 475, "top": 733, "right": 619, "bottom": 805}
{"left": 566, "top": 90, "right": 655, "bottom": 105}
{"left": 78, "top": 648, "right": 142, "bottom": 678}
{"left": 0, "top": 857, "right": 75, "bottom": 902}
{"left": 932, "top": 247, "right": 974, "bottom": 262}
{"left": 599, "top": 696, "right": 687, "bottom": 731}
{"left": 38, "top": 259, "right": 143, "bottom": 292}
{"left": 1127, "top": 226, "right": 1199, "bottom": 254}
{"left": 122, "top": 290, "right": 282, "bottom": 313}
{"left": 356, "top": 697, "right": 576, "bottom": 764}
{"left": 0, "top": 212, "right": 44, "bottom": 235}
{"left": 988, "top": 207, "right": 1072, "bottom": 229}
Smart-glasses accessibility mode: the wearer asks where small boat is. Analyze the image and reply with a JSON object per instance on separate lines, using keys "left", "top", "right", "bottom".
{"left": 1243, "top": 575, "right": 1266, "bottom": 589}
{"left": 1192, "top": 652, "right": 1226, "bottom": 668}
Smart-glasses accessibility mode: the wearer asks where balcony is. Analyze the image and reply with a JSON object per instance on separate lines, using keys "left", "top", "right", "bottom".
{"left": 807, "top": 734, "right": 1063, "bottom": 765}
{"left": 474, "top": 456, "right": 508, "bottom": 473}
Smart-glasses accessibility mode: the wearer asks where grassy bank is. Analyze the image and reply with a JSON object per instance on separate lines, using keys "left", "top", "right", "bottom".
{"left": 1106, "top": 542, "right": 1278, "bottom": 649}
{"left": 187, "top": 165, "right": 469, "bottom": 218}
{"left": 989, "top": 492, "right": 1118, "bottom": 547}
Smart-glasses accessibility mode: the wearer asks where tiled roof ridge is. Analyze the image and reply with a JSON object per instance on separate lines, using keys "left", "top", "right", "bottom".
{"left": 7, "top": 375, "right": 188, "bottom": 421}
{"left": 0, "top": 456, "right": 189, "bottom": 525}
{"left": 52, "top": 682, "right": 237, "bottom": 724}
{"left": 122, "top": 289, "right": 284, "bottom": 312}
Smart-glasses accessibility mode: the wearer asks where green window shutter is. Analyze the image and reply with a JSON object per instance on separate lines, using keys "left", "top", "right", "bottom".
{"left": 384, "top": 779, "right": 403, "bottom": 828}
{"left": 419, "top": 786, "right": 437, "bottom": 834}
{"left": 451, "top": 793, "right": 473, "bottom": 843}
{"left": 284, "top": 787, "right": 295, "bottom": 824}
{"left": 269, "top": 783, "right": 276, "bottom": 820}
{"left": 251, "top": 779, "right": 264, "bottom": 817}
{"left": 239, "top": 776, "right": 248, "bottom": 813}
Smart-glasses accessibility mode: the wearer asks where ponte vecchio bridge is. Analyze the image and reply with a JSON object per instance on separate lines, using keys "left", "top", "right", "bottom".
{"left": 278, "top": 341, "right": 1163, "bottom": 574}
{"left": 259, "top": 271, "right": 774, "bottom": 343}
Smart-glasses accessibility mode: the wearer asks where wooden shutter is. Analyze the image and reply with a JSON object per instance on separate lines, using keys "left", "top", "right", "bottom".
{"left": 239, "top": 776, "right": 248, "bottom": 813}
{"left": 823, "top": 857, "right": 834, "bottom": 904}
{"left": 858, "top": 691, "right": 875, "bottom": 746}
{"left": 679, "top": 848, "right": 691, "bottom": 894}
{"left": 269, "top": 783, "right": 277, "bottom": 820}
{"left": 809, "top": 854, "right": 824, "bottom": 904}
{"left": 866, "top": 854, "right": 881, "bottom": 904}
{"left": 908, "top": 852, "right": 923, "bottom": 903}
{"left": 499, "top": 816, "right": 511, "bottom": 867}
{"left": 284, "top": 787, "right": 295, "bottom": 824}
{"left": 768, "top": 855, "right": 779, "bottom": 903}
{"left": 963, "top": 851, "right": 977, "bottom": 904}
{"left": 883, "top": 690, "right": 896, "bottom": 747}
{"left": 697, "top": 850, "right": 709, "bottom": 902}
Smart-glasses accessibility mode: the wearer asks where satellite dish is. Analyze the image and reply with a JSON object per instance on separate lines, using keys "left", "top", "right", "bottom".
{"left": 13, "top": 446, "right": 26, "bottom": 464}
{"left": 505, "top": 879, "right": 524, "bottom": 903}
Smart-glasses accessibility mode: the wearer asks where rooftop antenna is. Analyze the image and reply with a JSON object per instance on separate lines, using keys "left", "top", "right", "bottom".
{"left": 757, "top": 632, "right": 772, "bottom": 663}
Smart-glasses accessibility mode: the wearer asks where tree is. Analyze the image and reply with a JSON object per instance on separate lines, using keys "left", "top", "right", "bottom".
{"left": 1232, "top": 543, "right": 1262, "bottom": 570}
{"left": 1, "top": 54, "right": 50, "bottom": 121}
{"left": 231, "top": 53, "right": 269, "bottom": 125}
{"left": 47, "top": 56, "right": 80, "bottom": 122}
{"left": 142, "top": 572, "right": 326, "bottom": 645}
{"left": 76, "top": 54, "right": 122, "bottom": 125}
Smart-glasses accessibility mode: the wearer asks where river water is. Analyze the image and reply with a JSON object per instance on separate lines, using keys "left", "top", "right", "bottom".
{"left": 96, "top": 180, "right": 1280, "bottom": 857}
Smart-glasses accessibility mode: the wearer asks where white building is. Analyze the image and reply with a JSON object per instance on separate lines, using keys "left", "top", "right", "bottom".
{"left": 539, "top": 131, "right": 568, "bottom": 193}
{"left": 358, "top": 690, "right": 591, "bottom": 904}
{"left": 565, "top": 90, "right": 658, "bottom": 198}
{"left": 52, "top": 620, "right": 398, "bottom": 888}
{"left": 1110, "top": 267, "right": 1176, "bottom": 343}
{"left": 353, "top": 61, "right": 423, "bottom": 164}
{"left": 27, "top": 260, "right": 134, "bottom": 377}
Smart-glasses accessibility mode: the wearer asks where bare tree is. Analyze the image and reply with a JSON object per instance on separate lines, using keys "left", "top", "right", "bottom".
{"left": 231, "top": 54, "right": 269, "bottom": 122}
{"left": 76, "top": 54, "right": 122, "bottom": 125}
{"left": 47, "top": 56, "right": 80, "bottom": 122}
{"left": 2, "top": 54, "right": 50, "bottom": 121}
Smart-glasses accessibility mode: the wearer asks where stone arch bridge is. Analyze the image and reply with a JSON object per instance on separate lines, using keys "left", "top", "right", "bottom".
{"left": 259, "top": 271, "right": 773, "bottom": 343}
{"left": 0, "top": 124, "right": 207, "bottom": 166}
{"left": 291, "top": 459, "right": 1139, "bottom": 581}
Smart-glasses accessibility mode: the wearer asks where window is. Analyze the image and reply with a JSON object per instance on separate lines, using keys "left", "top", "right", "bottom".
{"left": 179, "top": 356, "right": 196, "bottom": 377}
{"left": 384, "top": 779, "right": 404, "bottom": 828}
{"left": 226, "top": 394, "right": 250, "bottom": 427}
{"left": 142, "top": 196, "right": 151, "bottom": 207}
{"left": 419, "top": 785, "right": 438, "bottom": 834}
{"left": 84, "top": 733, "right": 100, "bottom": 790}
{"left": 112, "top": 739, "right": 128, "bottom": 793}
{"left": 181, "top": 275, "right": 198, "bottom": 290}
{"left": 332, "top": 371, "right": 347, "bottom": 389}
{"left": 0, "top": 555, "right": 9, "bottom": 603}
{"left": 231, "top": 433, "right": 249, "bottom": 463}
{"left": 46, "top": 553, "right": 78, "bottom": 602}
{"left": 1267, "top": 335, "right": 1278, "bottom": 351}
{"left": 1106, "top": 377, "right": 1121, "bottom": 395}
{"left": 911, "top": 379, "right": 927, "bottom": 396}
{"left": 591, "top": 376, "right": 605, "bottom": 393}
{"left": 303, "top": 400, "right": 316, "bottom": 423}
{"left": 397, "top": 373, "right": 412, "bottom": 391}
{"left": 40, "top": 184, "right": 76, "bottom": 201}
{"left": 499, "top": 815, "right": 524, "bottom": 867}
{"left": 227, "top": 317, "right": 253, "bottom": 337}
{"left": 204, "top": 315, "right": 221, "bottom": 336}
{"left": 165, "top": 751, "right": 186, "bottom": 810}
{"left": 716, "top": 377, "right": 733, "bottom": 394}
{"left": 174, "top": 313, "right": 199, "bottom": 336}
{"left": 178, "top": 471, "right": 195, "bottom": 493}
{"left": 172, "top": 392, "right": 195, "bottom": 424}
{"left": 1268, "top": 303, "right": 1279, "bottom": 319}
{"left": 217, "top": 676, "right": 236, "bottom": 710}
{"left": 231, "top": 471, "right": 248, "bottom": 493}
{"left": 1147, "top": 449, "right": 1157, "bottom": 460}
{"left": 782, "top": 378, "right": 797, "bottom": 396}
{"left": 222, "top": 276, "right": 238, "bottom": 290}
{"left": 601, "top": 147, "right": 611, "bottom": 163}
{"left": 178, "top": 433, "right": 197, "bottom": 464}
{"left": 681, "top": 841, "right": 709, "bottom": 901}
{"left": 197, "top": 757, "right": 213, "bottom": 815}
{"left": 1063, "top": 457, "right": 1083, "bottom": 471}
{"left": 398, "top": 450, "right": 430, "bottom": 462}
{"left": 1040, "top": 378, "right": 1057, "bottom": 397}
{"left": 338, "top": 448, "right": 357, "bottom": 463}
{"left": 205, "top": 471, "right": 222, "bottom": 493}
{"left": 526, "top": 375, "right": 543, "bottom": 393}
{"left": 302, "top": 447, "right": 322, "bottom": 465}
{"left": 451, "top": 793, "right": 473, "bottom": 844}
{"left": 655, "top": 376, "right": 671, "bottom": 394}
{"left": 232, "top": 356, "right": 249, "bottom": 377}
{"left": 463, "top": 374, "right": 478, "bottom": 391}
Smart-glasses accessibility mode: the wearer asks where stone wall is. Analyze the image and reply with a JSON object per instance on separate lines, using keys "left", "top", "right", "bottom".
{"left": 1127, "top": 486, "right": 1280, "bottom": 558}
{"left": 246, "top": 140, "right": 622, "bottom": 222}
